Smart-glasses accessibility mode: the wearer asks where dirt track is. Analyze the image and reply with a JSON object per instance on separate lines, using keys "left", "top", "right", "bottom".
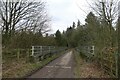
{"left": 28, "top": 51, "right": 75, "bottom": 78}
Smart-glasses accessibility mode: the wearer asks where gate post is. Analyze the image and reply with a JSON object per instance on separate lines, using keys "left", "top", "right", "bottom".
{"left": 32, "top": 46, "right": 34, "bottom": 56}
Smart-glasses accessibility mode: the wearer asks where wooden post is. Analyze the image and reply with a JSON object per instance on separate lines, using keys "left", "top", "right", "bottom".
{"left": 92, "top": 46, "right": 95, "bottom": 54}
{"left": 49, "top": 46, "right": 50, "bottom": 53}
{"left": 111, "top": 54, "right": 113, "bottom": 76}
{"left": 17, "top": 49, "right": 20, "bottom": 61}
{"left": 49, "top": 46, "right": 51, "bottom": 57}
{"left": 115, "top": 52, "right": 118, "bottom": 77}
{"left": 40, "top": 46, "right": 43, "bottom": 60}
{"left": 26, "top": 49, "right": 30, "bottom": 63}
{"left": 118, "top": 2, "right": 120, "bottom": 78}
{"left": 40, "top": 46, "right": 42, "bottom": 54}
{"left": 100, "top": 51, "right": 103, "bottom": 69}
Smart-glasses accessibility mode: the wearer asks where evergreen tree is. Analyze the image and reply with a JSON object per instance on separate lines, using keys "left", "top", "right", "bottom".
{"left": 72, "top": 22, "right": 76, "bottom": 29}
{"left": 77, "top": 20, "right": 80, "bottom": 28}
{"left": 85, "top": 12, "right": 100, "bottom": 46}
{"left": 55, "top": 30, "right": 62, "bottom": 46}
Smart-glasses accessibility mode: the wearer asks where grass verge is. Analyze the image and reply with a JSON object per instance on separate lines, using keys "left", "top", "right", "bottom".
{"left": 73, "top": 50, "right": 82, "bottom": 78}
{"left": 2, "top": 50, "right": 68, "bottom": 78}
{"left": 73, "top": 50, "right": 110, "bottom": 78}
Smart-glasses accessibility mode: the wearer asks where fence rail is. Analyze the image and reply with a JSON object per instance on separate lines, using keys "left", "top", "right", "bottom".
{"left": 31, "top": 46, "right": 67, "bottom": 61}
{"left": 2, "top": 46, "right": 68, "bottom": 63}
{"left": 31, "top": 46, "right": 55, "bottom": 56}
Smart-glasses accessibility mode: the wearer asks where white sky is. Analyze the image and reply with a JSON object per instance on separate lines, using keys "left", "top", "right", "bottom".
{"left": 45, "top": 0, "right": 93, "bottom": 34}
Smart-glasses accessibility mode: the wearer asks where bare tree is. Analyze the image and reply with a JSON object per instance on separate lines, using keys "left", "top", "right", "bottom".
{"left": 86, "top": 0, "right": 119, "bottom": 26}
{"left": 86, "top": 0, "right": 119, "bottom": 47}
{"left": 0, "top": 0, "right": 50, "bottom": 36}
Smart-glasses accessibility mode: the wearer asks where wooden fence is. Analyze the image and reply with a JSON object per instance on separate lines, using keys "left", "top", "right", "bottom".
{"left": 2, "top": 46, "right": 68, "bottom": 63}
{"left": 31, "top": 46, "right": 67, "bottom": 61}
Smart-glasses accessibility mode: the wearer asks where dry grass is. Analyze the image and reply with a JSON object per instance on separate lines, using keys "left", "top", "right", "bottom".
{"left": 74, "top": 50, "right": 110, "bottom": 78}
{"left": 2, "top": 51, "right": 67, "bottom": 78}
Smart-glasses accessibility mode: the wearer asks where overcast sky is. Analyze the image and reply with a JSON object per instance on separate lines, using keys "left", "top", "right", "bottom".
{"left": 45, "top": 0, "right": 93, "bottom": 34}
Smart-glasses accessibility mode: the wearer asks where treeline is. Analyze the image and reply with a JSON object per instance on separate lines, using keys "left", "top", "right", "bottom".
{"left": 55, "top": 0, "right": 119, "bottom": 50}
{"left": 1, "top": 0, "right": 57, "bottom": 49}
{"left": 55, "top": 11, "right": 118, "bottom": 49}
{"left": 1, "top": 0, "right": 119, "bottom": 50}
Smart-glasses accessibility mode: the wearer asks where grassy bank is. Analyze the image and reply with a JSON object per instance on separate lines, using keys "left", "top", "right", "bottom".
{"left": 73, "top": 50, "right": 82, "bottom": 78}
{"left": 2, "top": 50, "right": 68, "bottom": 78}
{"left": 73, "top": 50, "right": 110, "bottom": 78}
